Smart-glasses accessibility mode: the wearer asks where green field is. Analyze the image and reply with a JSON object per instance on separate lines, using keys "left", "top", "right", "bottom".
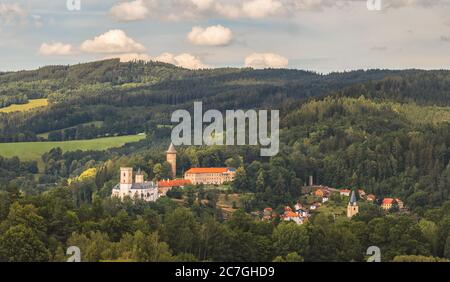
{"left": 0, "top": 98, "right": 49, "bottom": 113}
{"left": 0, "top": 134, "right": 146, "bottom": 161}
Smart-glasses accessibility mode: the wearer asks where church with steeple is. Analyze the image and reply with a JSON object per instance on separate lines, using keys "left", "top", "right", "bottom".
{"left": 347, "top": 190, "right": 359, "bottom": 218}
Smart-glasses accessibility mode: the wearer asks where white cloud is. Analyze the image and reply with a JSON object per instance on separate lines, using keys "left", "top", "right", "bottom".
{"left": 190, "top": 0, "right": 215, "bottom": 10}
{"left": 109, "top": 0, "right": 151, "bottom": 21}
{"left": 187, "top": 25, "right": 233, "bottom": 46}
{"left": 104, "top": 53, "right": 153, "bottom": 62}
{"left": 154, "top": 52, "right": 208, "bottom": 69}
{"left": 245, "top": 53, "right": 288, "bottom": 69}
{"left": 214, "top": 3, "right": 243, "bottom": 18}
{"left": 80, "top": 29, "right": 146, "bottom": 54}
{"left": 289, "top": 0, "right": 335, "bottom": 11}
{"left": 0, "top": 3, "right": 27, "bottom": 25}
{"left": 39, "top": 42, "right": 74, "bottom": 56}
{"left": 242, "top": 0, "right": 283, "bottom": 18}
{"left": 106, "top": 0, "right": 449, "bottom": 22}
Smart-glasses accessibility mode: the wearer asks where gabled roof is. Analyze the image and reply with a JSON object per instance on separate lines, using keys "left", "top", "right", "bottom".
{"left": 167, "top": 143, "right": 177, "bottom": 153}
{"left": 284, "top": 211, "right": 299, "bottom": 218}
{"left": 382, "top": 198, "right": 395, "bottom": 205}
{"left": 349, "top": 190, "right": 357, "bottom": 204}
{"left": 185, "top": 167, "right": 233, "bottom": 174}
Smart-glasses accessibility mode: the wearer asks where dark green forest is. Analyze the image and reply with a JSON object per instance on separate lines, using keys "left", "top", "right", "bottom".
{"left": 0, "top": 60, "right": 450, "bottom": 262}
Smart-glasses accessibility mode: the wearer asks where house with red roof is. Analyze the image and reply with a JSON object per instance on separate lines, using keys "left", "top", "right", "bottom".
{"left": 184, "top": 167, "right": 236, "bottom": 185}
{"left": 158, "top": 179, "right": 191, "bottom": 196}
{"left": 340, "top": 189, "right": 351, "bottom": 197}
{"left": 381, "top": 198, "right": 397, "bottom": 210}
{"left": 263, "top": 208, "right": 274, "bottom": 220}
{"left": 282, "top": 206, "right": 305, "bottom": 225}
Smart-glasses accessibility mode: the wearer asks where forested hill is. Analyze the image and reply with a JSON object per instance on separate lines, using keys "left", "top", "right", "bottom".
{"left": 1, "top": 61, "right": 450, "bottom": 263}
{"left": 1, "top": 59, "right": 448, "bottom": 143}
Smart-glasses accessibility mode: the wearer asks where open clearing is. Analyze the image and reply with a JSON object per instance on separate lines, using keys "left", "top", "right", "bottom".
{"left": 0, "top": 134, "right": 146, "bottom": 161}
{"left": 0, "top": 99, "right": 49, "bottom": 113}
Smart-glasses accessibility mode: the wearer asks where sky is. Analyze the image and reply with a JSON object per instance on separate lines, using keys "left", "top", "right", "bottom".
{"left": 1, "top": 0, "right": 450, "bottom": 73}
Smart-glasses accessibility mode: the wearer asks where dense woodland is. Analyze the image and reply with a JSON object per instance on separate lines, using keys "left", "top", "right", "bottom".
{"left": 0, "top": 60, "right": 450, "bottom": 261}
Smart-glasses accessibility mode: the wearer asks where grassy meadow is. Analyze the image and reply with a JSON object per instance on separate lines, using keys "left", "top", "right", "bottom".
{"left": 0, "top": 99, "right": 49, "bottom": 113}
{"left": 0, "top": 134, "right": 146, "bottom": 161}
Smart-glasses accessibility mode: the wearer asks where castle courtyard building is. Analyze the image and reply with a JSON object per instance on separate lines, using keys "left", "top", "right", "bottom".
{"left": 184, "top": 167, "right": 236, "bottom": 185}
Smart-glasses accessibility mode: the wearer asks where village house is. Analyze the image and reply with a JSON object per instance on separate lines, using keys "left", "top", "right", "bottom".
{"left": 294, "top": 203, "right": 310, "bottom": 217}
{"left": 322, "top": 196, "right": 329, "bottom": 203}
{"left": 381, "top": 198, "right": 397, "bottom": 210}
{"left": 367, "top": 194, "right": 376, "bottom": 202}
{"left": 358, "top": 189, "right": 366, "bottom": 198}
{"left": 282, "top": 206, "right": 306, "bottom": 225}
{"left": 395, "top": 198, "right": 405, "bottom": 209}
{"left": 340, "top": 189, "right": 351, "bottom": 197}
{"left": 263, "top": 208, "right": 274, "bottom": 221}
{"left": 314, "top": 188, "right": 329, "bottom": 197}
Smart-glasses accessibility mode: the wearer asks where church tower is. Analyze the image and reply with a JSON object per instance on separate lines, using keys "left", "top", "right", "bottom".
{"left": 166, "top": 143, "right": 177, "bottom": 179}
{"left": 347, "top": 190, "right": 359, "bottom": 218}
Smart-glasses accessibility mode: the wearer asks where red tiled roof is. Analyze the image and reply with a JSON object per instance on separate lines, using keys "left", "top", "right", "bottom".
{"left": 264, "top": 208, "right": 273, "bottom": 211}
{"left": 340, "top": 189, "right": 351, "bottom": 193}
{"left": 185, "top": 168, "right": 231, "bottom": 174}
{"left": 158, "top": 179, "right": 191, "bottom": 187}
{"left": 284, "top": 211, "right": 298, "bottom": 218}
{"left": 382, "top": 198, "right": 395, "bottom": 205}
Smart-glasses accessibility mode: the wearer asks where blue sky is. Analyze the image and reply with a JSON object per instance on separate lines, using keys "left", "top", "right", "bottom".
{"left": 1, "top": 0, "right": 450, "bottom": 72}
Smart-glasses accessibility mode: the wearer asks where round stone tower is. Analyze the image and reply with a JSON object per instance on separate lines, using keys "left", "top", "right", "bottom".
{"left": 166, "top": 143, "right": 177, "bottom": 179}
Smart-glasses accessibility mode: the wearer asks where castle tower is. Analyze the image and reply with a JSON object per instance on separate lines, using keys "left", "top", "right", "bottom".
{"left": 120, "top": 167, "right": 133, "bottom": 184}
{"left": 347, "top": 190, "right": 359, "bottom": 218}
{"left": 166, "top": 143, "right": 177, "bottom": 179}
{"left": 135, "top": 168, "right": 144, "bottom": 184}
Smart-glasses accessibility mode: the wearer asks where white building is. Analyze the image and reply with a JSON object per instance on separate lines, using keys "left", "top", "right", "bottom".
{"left": 112, "top": 167, "right": 159, "bottom": 202}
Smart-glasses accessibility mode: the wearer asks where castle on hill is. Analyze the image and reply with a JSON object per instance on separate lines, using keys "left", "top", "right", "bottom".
{"left": 111, "top": 143, "right": 236, "bottom": 202}
{"left": 111, "top": 167, "right": 159, "bottom": 202}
